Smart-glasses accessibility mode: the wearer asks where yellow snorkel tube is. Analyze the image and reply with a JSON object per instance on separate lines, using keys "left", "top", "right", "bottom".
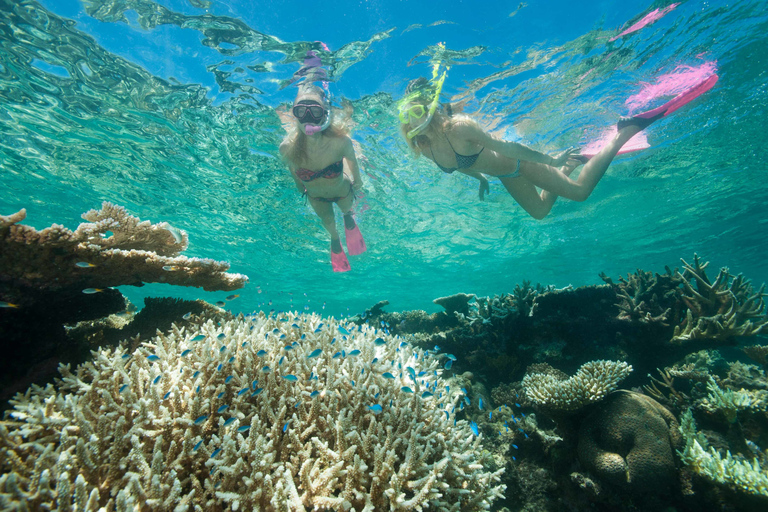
{"left": 399, "top": 47, "right": 449, "bottom": 139}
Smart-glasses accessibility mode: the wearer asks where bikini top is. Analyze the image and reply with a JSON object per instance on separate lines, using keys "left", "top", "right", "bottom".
{"left": 295, "top": 160, "right": 344, "bottom": 182}
{"left": 429, "top": 135, "right": 484, "bottom": 174}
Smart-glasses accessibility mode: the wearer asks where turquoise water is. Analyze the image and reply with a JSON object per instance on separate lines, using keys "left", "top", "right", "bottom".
{"left": 1, "top": 0, "right": 767, "bottom": 318}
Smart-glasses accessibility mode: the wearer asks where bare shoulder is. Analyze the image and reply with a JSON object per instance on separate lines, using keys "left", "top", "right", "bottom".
{"left": 448, "top": 116, "right": 484, "bottom": 137}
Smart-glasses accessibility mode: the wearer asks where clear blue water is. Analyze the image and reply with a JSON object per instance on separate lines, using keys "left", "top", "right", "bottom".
{"left": 1, "top": 0, "right": 767, "bottom": 318}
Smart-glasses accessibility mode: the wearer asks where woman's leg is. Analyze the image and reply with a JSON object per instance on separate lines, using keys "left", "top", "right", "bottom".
{"left": 500, "top": 162, "right": 579, "bottom": 220}
{"left": 308, "top": 198, "right": 343, "bottom": 253}
{"left": 519, "top": 122, "right": 646, "bottom": 202}
{"left": 336, "top": 188, "right": 357, "bottom": 230}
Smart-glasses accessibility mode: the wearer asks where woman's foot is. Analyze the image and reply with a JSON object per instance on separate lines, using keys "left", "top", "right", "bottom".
{"left": 343, "top": 212, "right": 356, "bottom": 230}
{"left": 330, "top": 239, "right": 351, "bottom": 272}
{"left": 331, "top": 238, "right": 343, "bottom": 254}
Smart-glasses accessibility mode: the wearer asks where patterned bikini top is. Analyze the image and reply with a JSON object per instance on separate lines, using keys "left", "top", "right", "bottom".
{"left": 429, "top": 134, "right": 484, "bottom": 174}
{"left": 295, "top": 160, "right": 344, "bottom": 182}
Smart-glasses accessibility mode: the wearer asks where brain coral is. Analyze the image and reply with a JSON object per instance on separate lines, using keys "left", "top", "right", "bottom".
{"left": 577, "top": 390, "right": 681, "bottom": 492}
{"left": 0, "top": 312, "right": 504, "bottom": 511}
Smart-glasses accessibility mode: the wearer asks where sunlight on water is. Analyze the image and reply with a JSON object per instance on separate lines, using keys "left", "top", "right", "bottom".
{"left": 1, "top": 0, "right": 767, "bottom": 316}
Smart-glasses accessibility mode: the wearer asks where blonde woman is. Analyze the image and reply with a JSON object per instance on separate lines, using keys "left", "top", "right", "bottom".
{"left": 399, "top": 75, "right": 714, "bottom": 219}
{"left": 280, "top": 84, "right": 365, "bottom": 272}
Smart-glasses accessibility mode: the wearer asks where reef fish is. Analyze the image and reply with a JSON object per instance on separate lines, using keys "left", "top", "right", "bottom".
{"left": 75, "top": 261, "right": 96, "bottom": 268}
{"left": 283, "top": 375, "right": 298, "bottom": 382}
{"left": 367, "top": 404, "right": 383, "bottom": 414}
{"left": 194, "top": 415, "right": 208, "bottom": 425}
{"left": 306, "top": 348, "right": 322, "bottom": 359}
{"left": 470, "top": 422, "right": 479, "bottom": 436}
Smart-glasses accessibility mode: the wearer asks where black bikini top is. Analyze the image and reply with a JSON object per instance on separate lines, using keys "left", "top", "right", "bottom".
{"left": 429, "top": 134, "right": 484, "bottom": 174}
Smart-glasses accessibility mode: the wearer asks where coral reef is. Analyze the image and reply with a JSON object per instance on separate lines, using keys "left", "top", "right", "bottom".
{"left": 679, "top": 409, "right": 768, "bottom": 498}
{"left": 699, "top": 378, "right": 768, "bottom": 423}
{"left": 577, "top": 390, "right": 681, "bottom": 492}
{"left": 672, "top": 255, "right": 768, "bottom": 343}
{"left": 522, "top": 360, "right": 633, "bottom": 411}
{"left": 1, "top": 202, "right": 248, "bottom": 306}
{"left": 0, "top": 312, "right": 505, "bottom": 511}
{"left": 600, "top": 266, "right": 683, "bottom": 325}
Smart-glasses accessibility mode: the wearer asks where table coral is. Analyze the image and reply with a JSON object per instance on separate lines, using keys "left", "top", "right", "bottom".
{"left": 0, "top": 312, "right": 505, "bottom": 511}
{"left": 577, "top": 390, "right": 681, "bottom": 492}
{"left": 522, "top": 360, "right": 633, "bottom": 411}
{"left": 0, "top": 202, "right": 248, "bottom": 306}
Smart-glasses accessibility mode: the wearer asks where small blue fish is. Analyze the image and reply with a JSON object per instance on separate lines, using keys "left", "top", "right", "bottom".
{"left": 444, "top": 360, "right": 453, "bottom": 370}
{"left": 310, "top": 390, "right": 320, "bottom": 398}
{"left": 121, "top": 354, "right": 130, "bottom": 360}
{"left": 194, "top": 415, "right": 208, "bottom": 425}
{"left": 147, "top": 355, "right": 160, "bottom": 362}
{"left": 401, "top": 387, "right": 414, "bottom": 394}
{"left": 382, "top": 372, "right": 396, "bottom": 379}
{"left": 283, "top": 345, "right": 293, "bottom": 351}
{"left": 193, "top": 371, "right": 200, "bottom": 379}
{"left": 182, "top": 312, "right": 192, "bottom": 320}
{"left": 421, "top": 392, "right": 434, "bottom": 398}
{"left": 237, "top": 387, "right": 249, "bottom": 396}
{"left": 217, "top": 333, "right": 226, "bottom": 339}
{"left": 339, "top": 327, "right": 350, "bottom": 335}
{"left": 262, "top": 366, "right": 271, "bottom": 373}
{"left": 479, "top": 397, "right": 484, "bottom": 410}
{"left": 219, "top": 346, "right": 226, "bottom": 353}
{"left": 82, "top": 288, "right": 103, "bottom": 294}
{"left": 292, "top": 323, "right": 299, "bottom": 329}
{"left": 470, "top": 422, "right": 479, "bottom": 436}
{"left": 119, "top": 384, "right": 128, "bottom": 393}
{"left": 374, "top": 338, "right": 386, "bottom": 346}
{"left": 512, "top": 444, "right": 519, "bottom": 449}
{"left": 307, "top": 348, "right": 322, "bottom": 359}
{"left": 153, "top": 375, "right": 161, "bottom": 384}
{"left": 210, "top": 448, "right": 221, "bottom": 458}
{"left": 257, "top": 350, "right": 267, "bottom": 357}
{"left": 217, "top": 363, "right": 223, "bottom": 372}
{"left": 372, "top": 357, "right": 378, "bottom": 364}
{"left": 242, "top": 342, "right": 248, "bottom": 347}
{"left": 406, "top": 367, "right": 416, "bottom": 377}
{"left": 181, "top": 349, "right": 191, "bottom": 357}
{"left": 225, "top": 376, "right": 233, "bottom": 384}
{"left": 193, "top": 440, "right": 203, "bottom": 451}
{"left": 283, "top": 375, "right": 298, "bottom": 382}
{"left": 489, "top": 412, "right": 492, "bottom": 420}
{"left": 217, "top": 392, "right": 225, "bottom": 399}
{"left": 223, "top": 418, "right": 235, "bottom": 426}
{"left": 217, "top": 405, "right": 229, "bottom": 413}
{"left": 283, "top": 421, "right": 291, "bottom": 433}
{"left": 367, "top": 404, "right": 383, "bottom": 414}
{"left": 464, "top": 397, "right": 470, "bottom": 406}
{"left": 515, "top": 403, "right": 521, "bottom": 408}
{"left": 238, "top": 425, "right": 250, "bottom": 433}
{"left": 191, "top": 334, "right": 206, "bottom": 342}
{"left": 75, "top": 261, "right": 96, "bottom": 268}
{"left": 294, "top": 401, "right": 302, "bottom": 408}
{"left": 332, "top": 352, "right": 342, "bottom": 359}
{"left": 399, "top": 341, "right": 408, "bottom": 348}
{"left": 348, "top": 350, "right": 361, "bottom": 357}
{"left": 196, "top": 386, "right": 200, "bottom": 393}
{"left": 251, "top": 388, "right": 264, "bottom": 396}
{"left": 163, "top": 391, "right": 171, "bottom": 399}
{"left": 446, "top": 354, "right": 457, "bottom": 361}
{"left": 251, "top": 379, "right": 258, "bottom": 389}
{"left": 228, "top": 356, "right": 234, "bottom": 363}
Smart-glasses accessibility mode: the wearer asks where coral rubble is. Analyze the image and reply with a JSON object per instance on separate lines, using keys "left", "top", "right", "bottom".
{"left": 0, "top": 312, "right": 504, "bottom": 511}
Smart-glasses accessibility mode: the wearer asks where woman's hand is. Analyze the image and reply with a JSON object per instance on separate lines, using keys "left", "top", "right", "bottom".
{"left": 550, "top": 147, "right": 580, "bottom": 167}
{"left": 352, "top": 179, "right": 363, "bottom": 191}
{"left": 478, "top": 176, "right": 489, "bottom": 201}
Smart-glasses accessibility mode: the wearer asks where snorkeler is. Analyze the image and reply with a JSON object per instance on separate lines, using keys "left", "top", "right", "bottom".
{"left": 399, "top": 70, "right": 717, "bottom": 219}
{"left": 280, "top": 83, "right": 366, "bottom": 272}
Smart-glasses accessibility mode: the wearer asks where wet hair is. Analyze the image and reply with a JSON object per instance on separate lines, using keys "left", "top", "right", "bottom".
{"left": 400, "top": 77, "right": 460, "bottom": 156}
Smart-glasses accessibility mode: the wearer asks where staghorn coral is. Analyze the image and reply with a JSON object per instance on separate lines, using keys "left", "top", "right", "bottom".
{"left": 672, "top": 254, "right": 768, "bottom": 343}
{"left": 679, "top": 409, "right": 768, "bottom": 497}
{"left": 699, "top": 378, "right": 768, "bottom": 423}
{"left": 743, "top": 344, "right": 768, "bottom": 366}
{"left": 0, "top": 312, "right": 505, "bottom": 511}
{"left": 0, "top": 202, "right": 247, "bottom": 306}
{"left": 577, "top": 390, "right": 681, "bottom": 492}
{"left": 522, "top": 360, "right": 633, "bottom": 411}
{"left": 600, "top": 267, "right": 682, "bottom": 325}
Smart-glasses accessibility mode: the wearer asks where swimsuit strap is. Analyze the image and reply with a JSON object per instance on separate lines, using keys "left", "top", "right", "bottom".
{"left": 428, "top": 145, "right": 457, "bottom": 174}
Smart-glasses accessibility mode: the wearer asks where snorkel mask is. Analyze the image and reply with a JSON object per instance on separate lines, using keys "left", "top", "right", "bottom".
{"left": 294, "top": 84, "right": 332, "bottom": 135}
{"left": 398, "top": 45, "right": 449, "bottom": 139}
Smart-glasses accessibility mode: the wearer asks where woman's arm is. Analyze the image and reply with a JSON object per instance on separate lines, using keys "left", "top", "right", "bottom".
{"left": 459, "top": 169, "right": 490, "bottom": 200}
{"left": 453, "top": 122, "right": 574, "bottom": 167}
{"left": 343, "top": 137, "right": 363, "bottom": 190}
{"left": 279, "top": 141, "right": 307, "bottom": 194}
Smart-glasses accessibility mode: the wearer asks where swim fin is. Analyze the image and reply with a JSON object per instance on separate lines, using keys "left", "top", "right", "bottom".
{"left": 345, "top": 224, "right": 367, "bottom": 256}
{"left": 331, "top": 247, "right": 351, "bottom": 272}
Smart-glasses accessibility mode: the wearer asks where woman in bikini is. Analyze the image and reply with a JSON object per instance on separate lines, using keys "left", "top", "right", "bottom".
{"left": 398, "top": 77, "right": 695, "bottom": 219}
{"left": 280, "top": 83, "right": 365, "bottom": 272}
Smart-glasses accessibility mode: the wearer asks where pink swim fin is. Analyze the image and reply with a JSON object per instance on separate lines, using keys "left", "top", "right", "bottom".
{"left": 331, "top": 248, "right": 351, "bottom": 272}
{"left": 345, "top": 224, "right": 367, "bottom": 256}
{"left": 619, "top": 74, "right": 719, "bottom": 129}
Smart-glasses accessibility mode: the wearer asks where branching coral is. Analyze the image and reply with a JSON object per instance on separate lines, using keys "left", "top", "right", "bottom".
{"left": 672, "top": 254, "right": 768, "bottom": 343}
{"left": 601, "top": 267, "right": 682, "bottom": 325}
{"left": 0, "top": 312, "right": 505, "bottom": 511}
{"left": 0, "top": 202, "right": 247, "bottom": 306}
{"left": 522, "top": 360, "right": 633, "bottom": 411}
{"left": 699, "top": 378, "right": 768, "bottom": 423}
{"left": 679, "top": 409, "right": 768, "bottom": 497}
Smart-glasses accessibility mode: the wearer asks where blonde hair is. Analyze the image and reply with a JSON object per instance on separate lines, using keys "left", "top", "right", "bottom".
{"left": 401, "top": 106, "right": 477, "bottom": 158}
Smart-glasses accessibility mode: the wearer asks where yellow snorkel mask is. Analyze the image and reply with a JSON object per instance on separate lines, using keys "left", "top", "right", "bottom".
{"left": 398, "top": 46, "right": 449, "bottom": 139}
